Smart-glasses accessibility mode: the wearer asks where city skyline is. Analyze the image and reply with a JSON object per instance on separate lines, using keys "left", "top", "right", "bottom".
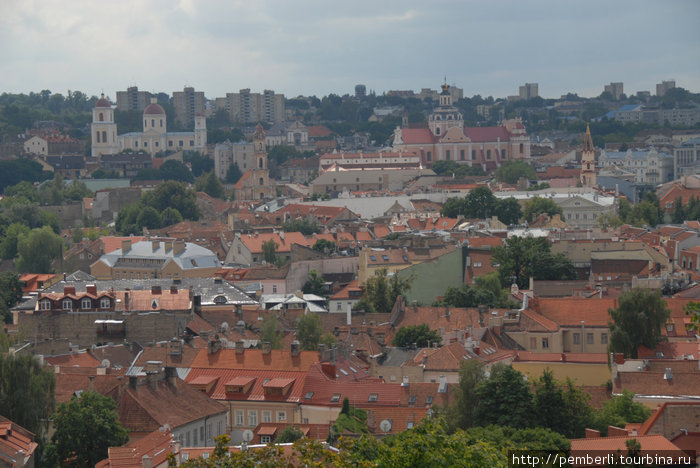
{"left": 1, "top": 0, "right": 699, "bottom": 100}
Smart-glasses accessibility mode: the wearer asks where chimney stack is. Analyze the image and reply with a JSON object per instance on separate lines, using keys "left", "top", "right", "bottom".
{"left": 122, "top": 239, "right": 132, "bottom": 252}
{"left": 262, "top": 341, "right": 271, "bottom": 354}
{"left": 86, "top": 284, "right": 97, "bottom": 296}
{"left": 291, "top": 340, "right": 300, "bottom": 356}
{"left": 173, "top": 240, "right": 185, "bottom": 255}
{"left": 236, "top": 340, "right": 245, "bottom": 354}
{"left": 165, "top": 366, "right": 178, "bottom": 387}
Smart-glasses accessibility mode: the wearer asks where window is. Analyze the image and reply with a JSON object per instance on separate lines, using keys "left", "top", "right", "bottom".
{"left": 179, "top": 140, "right": 184, "bottom": 146}
{"left": 169, "top": 141, "right": 173, "bottom": 147}
{"left": 62, "top": 299, "right": 72, "bottom": 310}
{"left": 305, "top": 391, "right": 314, "bottom": 399}
{"left": 501, "top": 149, "right": 506, "bottom": 158}
{"left": 96, "top": 132, "right": 100, "bottom": 142}
{"left": 445, "top": 150, "right": 450, "bottom": 160}
{"left": 541, "top": 338, "right": 549, "bottom": 349}
{"left": 587, "top": 333, "right": 594, "bottom": 345}
{"left": 368, "top": 393, "right": 378, "bottom": 402}
{"left": 40, "top": 299, "right": 51, "bottom": 311}
{"left": 277, "top": 411, "right": 286, "bottom": 422}
{"left": 337, "top": 302, "right": 342, "bottom": 311}
{"left": 460, "top": 149, "right": 465, "bottom": 160}
{"left": 262, "top": 411, "right": 271, "bottom": 423}
{"left": 427, "top": 151, "right": 432, "bottom": 161}
{"left": 248, "top": 410, "right": 257, "bottom": 427}
{"left": 519, "top": 143, "right": 524, "bottom": 153}
{"left": 426, "top": 395, "right": 433, "bottom": 405}
{"left": 81, "top": 298, "right": 91, "bottom": 309}
{"left": 99, "top": 112, "right": 104, "bottom": 122}
{"left": 151, "top": 119, "right": 155, "bottom": 127}
{"left": 471, "top": 150, "right": 476, "bottom": 160}
{"left": 193, "top": 429, "right": 197, "bottom": 446}
{"left": 407, "top": 422, "right": 414, "bottom": 429}
{"left": 160, "top": 119, "right": 163, "bottom": 127}
{"left": 272, "top": 284, "right": 277, "bottom": 293}
{"left": 200, "top": 426, "right": 204, "bottom": 441}
{"left": 236, "top": 410, "right": 244, "bottom": 426}
{"left": 473, "top": 262, "right": 482, "bottom": 267}
{"left": 190, "top": 140, "right": 194, "bottom": 147}
{"left": 259, "top": 178, "right": 264, "bottom": 185}
{"left": 330, "top": 393, "right": 341, "bottom": 402}
{"left": 573, "top": 333, "right": 581, "bottom": 345}
{"left": 601, "top": 333, "right": 608, "bottom": 344}
{"left": 486, "top": 149, "right": 491, "bottom": 159}
{"left": 408, "top": 395, "right": 416, "bottom": 405}
{"left": 261, "top": 435, "right": 272, "bottom": 444}
{"left": 102, "top": 131, "right": 106, "bottom": 142}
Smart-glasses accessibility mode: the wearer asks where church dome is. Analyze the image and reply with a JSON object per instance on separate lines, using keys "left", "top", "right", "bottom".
{"left": 144, "top": 102, "right": 165, "bottom": 115}
{"left": 95, "top": 94, "right": 111, "bottom": 108}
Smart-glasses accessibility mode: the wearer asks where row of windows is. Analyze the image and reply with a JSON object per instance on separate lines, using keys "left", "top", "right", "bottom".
{"left": 573, "top": 332, "right": 608, "bottom": 345}
{"left": 115, "top": 271, "right": 162, "bottom": 280}
{"left": 133, "top": 139, "right": 196, "bottom": 148}
{"left": 40, "top": 297, "right": 111, "bottom": 311}
{"left": 234, "top": 409, "right": 287, "bottom": 426}
{"left": 566, "top": 213, "right": 598, "bottom": 220}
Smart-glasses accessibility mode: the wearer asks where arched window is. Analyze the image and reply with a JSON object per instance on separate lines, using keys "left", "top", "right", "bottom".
{"left": 62, "top": 298, "right": 73, "bottom": 310}
{"left": 151, "top": 119, "right": 155, "bottom": 127}
{"left": 436, "top": 127, "right": 441, "bottom": 135}
{"left": 99, "top": 113, "right": 104, "bottom": 122}
{"left": 259, "top": 177, "right": 264, "bottom": 185}
{"left": 519, "top": 143, "right": 524, "bottom": 153}
{"left": 214, "top": 295, "right": 227, "bottom": 304}
{"left": 81, "top": 298, "right": 91, "bottom": 309}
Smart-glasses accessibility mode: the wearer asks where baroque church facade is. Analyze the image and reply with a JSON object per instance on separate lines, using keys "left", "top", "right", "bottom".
{"left": 392, "top": 83, "right": 530, "bottom": 170}
{"left": 91, "top": 96, "right": 206, "bottom": 158}
{"left": 232, "top": 123, "right": 276, "bottom": 201}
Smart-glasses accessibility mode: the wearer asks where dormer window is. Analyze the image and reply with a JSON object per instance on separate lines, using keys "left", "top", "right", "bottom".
{"left": 100, "top": 298, "right": 111, "bottom": 309}
{"left": 62, "top": 299, "right": 73, "bottom": 311}
{"left": 39, "top": 299, "right": 51, "bottom": 311}
{"left": 81, "top": 298, "right": 91, "bottom": 309}
{"left": 214, "top": 295, "right": 227, "bottom": 304}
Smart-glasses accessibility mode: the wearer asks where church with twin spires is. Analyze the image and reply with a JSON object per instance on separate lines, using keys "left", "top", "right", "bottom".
{"left": 91, "top": 95, "right": 206, "bottom": 158}
{"left": 392, "top": 83, "right": 530, "bottom": 171}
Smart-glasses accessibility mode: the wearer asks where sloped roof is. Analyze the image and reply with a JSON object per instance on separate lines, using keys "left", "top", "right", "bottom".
{"left": 186, "top": 368, "right": 307, "bottom": 402}
{"left": 535, "top": 297, "right": 616, "bottom": 327}
{"left": 97, "top": 428, "right": 175, "bottom": 468}
{"left": 238, "top": 232, "right": 312, "bottom": 254}
{"left": 189, "top": 348, "right": 319, "bottom": 372}
{"left": 301, "top": 365, "right": 404, "bottom": 407}
{"left": 0, "top": 416, "right": 38, "bottom": 466}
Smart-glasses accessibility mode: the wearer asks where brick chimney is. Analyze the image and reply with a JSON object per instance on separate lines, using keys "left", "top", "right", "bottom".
{"left": 86, "top": 284, "right": 97, "bottom": 296}
{"left": 121, "top": 239, "right": 132, "bottom": 252}
{"left": 262, "top": 341, "right": 271, "bottom": 354}
{"left": 173, "top": 240, "right": 185, "bottom": 255}
{"left": 151, "top": 285, "right": 162, "bottom": 295}
{"left": 236, "top": 340, "right": 245, "bottom": 354}
{"left": 64, "top": 286, "right": 76, "bottom": 295}
{"left": 152, "top": 240, "right": 160, "bottom": 252}
{"left": 585, "top": 429, "right": 601, "bottom": 439}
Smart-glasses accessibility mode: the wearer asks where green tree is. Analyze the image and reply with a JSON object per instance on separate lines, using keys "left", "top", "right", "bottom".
{"left": 161, "top": 207, "right": 184, "bottom": 227}
{"left": 364, "top": 268, "right": 412, "bottom": 314}
{"left": 135, "top": 205, "right": 162, "bottom": 230}
{"left": 141, "top": 180, "right": 200, "bottom": 220}
{"left": 0, "top": 354, "right": 55, "bottom": 436}
{"left": 3, "top": 181, "right": 36, "bottom": 201}
{"left": 464, "top": 186, "right": 498, "bottom": 219}
{"left": 313, "top": 238, "right": 335, "bottom": 253}
{"left": 282, "top": 218, "right": 321, "bottom": 235}
{"left": 494, "top": 160, "right": 536, "bottom": 185}
{"left": 0, "top": 223, "right": 30, "bottom": 259}
{"left": 157, "top": 159, "right": 194, "bottom": 183}
{"left": 494, "top": 197, "right": 522, "bottom": 225}
{"left": 225, "top": 163, "right": 243, "bottom": 184}
{"left": 685, "top": 301, "right": 700, "bottom": 332}
{"left": 392, "top": 324, "right": 442, "bottom": 348}
{"left": 302, "top": 270, "right": 326, "bottom": 296}
{"left": 184, "top": 151, "right": 214, "bottom": 177}
{"left": 0, "top": 272, "right": 23, "bottom": 323}
{"left": 590, "top": 390, "right": 651, "bottom": 435}
{"left": 195, "top": 170, "right": 225, "bottom": 199}
{"left": 50, "top": 391, "right": 129, "bottom": 468}
{"left": 474, "top": 364, "right": 533, "bottom": 428}
{"left": 492, "top": 236, "right": 575, "bottom": 289}
{"left": 16, "top": 226, "right": 64, "bottom": 273}
{"left": 533, "top": 369, "right": 569, "bottom": 436}
{"left": 523, "top": 196, "right": 563, "bottom": 222}
{"left": 261, "top": 239, "right": 278, "bottom": 264}
{"left": 442, "top": 284, "right": 496, "bottom": 308}
{"left": 448, "top": 359, "right": 486, "bottom": 430}
{"left": 296, "top": 313, "right": 323, "bottom": 351}
{"left": 259, "top": 314, "right": 282, "bottom": 350}
{"left": 608, "top": 288, "right": 670, "bottom": 358}
{"left": 276, "top": 426, "right": 304, "bottom": 443}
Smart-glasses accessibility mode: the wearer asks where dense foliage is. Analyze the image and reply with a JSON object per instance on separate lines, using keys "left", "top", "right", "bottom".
{"left": 392, "top": 324, "right": 442, "bottom": 348}
{"left": 608, "top": 287, "right": 670, "bottom": 358}
{"left": 492, "top": 236, "right": 576, "bottom": 289}
{"left": 441, "top": 186, "right": 522, "bottom": 225}
{"left": 363, "top": 268, "right": 412, "bottom": 314}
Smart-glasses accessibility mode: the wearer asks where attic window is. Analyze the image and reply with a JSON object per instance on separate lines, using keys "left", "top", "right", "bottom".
{"left": 408, "top": 395, "right": 416, "bottom": 405}
{"left": 382, "top": 255, "right": 389, "bottom": 261}
{"left": 402, "top": 255, "right": 408, "bottom": 262}
{"left": 339, "top": 368, "right": 348, "bottom": 376}
{"left": 368, "top": 393, "right": 378, "bottom": 402}
{"left": 214, "top": 295, "right": 227, "bottom": 304}
{"left": 305, "top": 391, "right": 314, "bottom": 399}
{"left": 426, "top": 396, "right": 433, "bottom": 405}
{"left": 370, "top": 255, "right": 376, "bottom": 261}
{"left": 330, "top": 393, "right": 341, "bottom": 402}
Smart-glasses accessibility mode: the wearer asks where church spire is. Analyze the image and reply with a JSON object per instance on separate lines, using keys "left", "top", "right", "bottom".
{"left": 583, "top": 122, "right": 594, "bottom": 152}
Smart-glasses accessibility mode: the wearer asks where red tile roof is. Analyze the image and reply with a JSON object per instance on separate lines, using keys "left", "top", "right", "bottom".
{"left": 0, "top": 416, "right": 38, "bottom": 465}
{"left": 97, "top": 428, "right": 175, "bottom": 468}
{"left": 100, "top": 236, "right": 147, "bottom": 254}
{"left": 238, "top": 231, "right": 313, "bottom": 254}
{"left": 189, "top": 348, "right": 319, "bottom": 372}
{"left": 535, "top": 297, "right": 616, "bottom": 327}
{"left": 570, "top": 434, "right": 682, "bottom": 456}
{"left": 45, "top": 351, "right": 102, "bottom": 369}
{"left": 301, "top": 365, "right": 404, "bottom": 407}
{"left": 186, "top": 368, "right": 306, "bottom": 402}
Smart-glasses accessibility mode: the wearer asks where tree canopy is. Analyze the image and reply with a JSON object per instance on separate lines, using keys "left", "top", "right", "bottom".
{"left": 608, "top": 287, "right": 670, "bottom": 358}
{"left": 363, "top": 268, "right": 412, "bottom": 314}
{"left": 392, "top": 324, "right": 442, "bottom": 348}
{"left": 440, "top": 186, "right": 522, "bottom": 225}
{"left": 492, "top": 236, "right": 576, "bottom": 289}
{"left": 194, "top": 170, "right": 225, "bottom": 199}
{"left": 16, "top": 226, "right": 64, "bottom": 273}
{"left": 522, "top": 196, "right": 563, "bottom": 222}
{"left": 297, "top": 313, "right": 323, "bottom": 351}
{"left": 302, "top": 270, "right": 326, "bottom": 297}
{"left": 493, "top": 160, "right": 536, "bottom": 185}
{"left": 49, "top": 391, "right": 129, "bottom": 467}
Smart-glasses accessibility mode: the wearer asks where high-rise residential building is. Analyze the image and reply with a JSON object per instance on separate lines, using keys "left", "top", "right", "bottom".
{"left": 225, "top": 89, "right": 285, "bottom": 124}
{"left": 116, "top": 86, "right": 151, "bottom": 111}
{"left": 518, "top": 83, "right": 539, "bottom": 100}
{"left": 355, "top": 84, "right": 367, "bottom": 98}
{"left": 603, "top": 82, "right": 624, "bottom": 100}
{"left": 656, "top": 80, "right": 676, "bottom": 97}
{"left": 173, "top": 86, "right": 206, "bottom": 129}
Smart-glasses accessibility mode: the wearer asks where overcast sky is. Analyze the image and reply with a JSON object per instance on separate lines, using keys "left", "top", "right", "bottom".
{"left": 1, "top": 0, "right": 699, "bottom": 101}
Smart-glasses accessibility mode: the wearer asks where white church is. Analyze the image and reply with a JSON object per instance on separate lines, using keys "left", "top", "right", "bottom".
{"left": 91, "top": 95, "right": 206, "bottom": 158}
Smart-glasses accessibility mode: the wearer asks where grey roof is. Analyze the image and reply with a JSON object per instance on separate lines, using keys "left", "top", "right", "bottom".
{"left": 97, "top": 240, "right": 220, "bottom": 271}
{"left": 45, "top": 277, "right": 257, "bottom": 305}
{"left": 603, "top": 150, "right": 672, "bottom": 160}
{"left": 380, "top": 348, "right": 415, "bottom": 367}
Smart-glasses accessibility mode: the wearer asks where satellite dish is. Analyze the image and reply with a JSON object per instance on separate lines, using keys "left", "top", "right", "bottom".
{"left": 379, "top": 419, "right": 392, "bottom": 433}
{"left": 242, "top": 430, "right": 254, "bottom": 443}
{"left": 101, "top": 359, "right": 110, "bottom": 368}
